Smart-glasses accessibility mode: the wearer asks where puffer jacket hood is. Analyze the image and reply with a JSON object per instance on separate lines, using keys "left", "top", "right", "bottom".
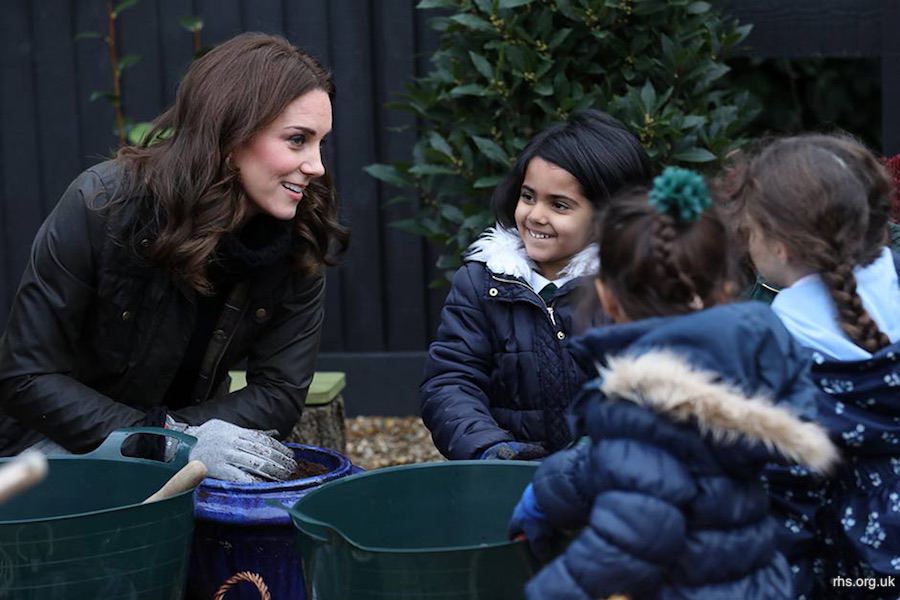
{"left": 525, "top": 301, "right": 837, "bottom": 600}
{"left": 597, "top": 349, "right": 838, "bottom": 474}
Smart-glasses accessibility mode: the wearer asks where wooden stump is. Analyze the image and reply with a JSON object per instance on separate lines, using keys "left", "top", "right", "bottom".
{"left": 287, "top": 395, "right": 346, "bottom": 453}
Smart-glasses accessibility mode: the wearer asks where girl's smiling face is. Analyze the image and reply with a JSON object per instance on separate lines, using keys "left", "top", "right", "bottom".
{"left": 233, "top": 88, "right": 332, "bottom": 221}
{"left": 514, "top": 156, "right": 595, "bottom": 280}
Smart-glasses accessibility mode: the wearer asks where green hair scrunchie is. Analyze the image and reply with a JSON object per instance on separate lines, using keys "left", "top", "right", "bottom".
{"left": 648, "top": 166, "right": 711, "bottom": 223}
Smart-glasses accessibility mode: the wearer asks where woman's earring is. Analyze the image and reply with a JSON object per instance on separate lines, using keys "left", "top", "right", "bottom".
{"left": 225, "top": 154, "right": 235, "bottom": 170}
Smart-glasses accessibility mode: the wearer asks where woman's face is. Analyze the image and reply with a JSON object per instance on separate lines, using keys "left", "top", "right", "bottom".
{"left": 514, "top": 157, "right": 595, "bottom": 280}
{"left": 233, "top": 88, "right": 332, "bottom": 221}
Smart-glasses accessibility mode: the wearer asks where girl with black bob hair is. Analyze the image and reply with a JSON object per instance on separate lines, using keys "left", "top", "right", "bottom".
{"left": 492, "top": 109, "right": 655, "bottom": 229}
{"left": 509, "top": 167, "right": 837, "bottom": 599}
{"left": 0, "top": 33, "right": 348, "bottom": 483}
{"left": 421, "top": 109, "right": 652, "bottom": 460}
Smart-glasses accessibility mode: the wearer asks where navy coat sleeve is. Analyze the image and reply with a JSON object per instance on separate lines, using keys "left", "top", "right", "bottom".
{"left": 420, "top": 264, "right": 514, "bottom": 459}
{"left": 528, "top": 432, "right": 698, "bottom": 599}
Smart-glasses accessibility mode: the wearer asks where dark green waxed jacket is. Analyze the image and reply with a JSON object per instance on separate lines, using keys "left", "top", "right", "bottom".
{"left": 0, "top": 161, "right": 324, "bottom": 455}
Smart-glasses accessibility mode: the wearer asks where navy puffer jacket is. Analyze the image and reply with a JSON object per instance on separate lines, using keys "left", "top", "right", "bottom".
{"left": 526, "top": 302, "right": 839, "bottom": 599}
{"left": 421, "top": 227, "right": 608, "bottom": 459}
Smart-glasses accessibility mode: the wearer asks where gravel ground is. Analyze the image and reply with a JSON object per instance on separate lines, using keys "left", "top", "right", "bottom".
{"left": 345, "top": 416, "right": 446, "bottom": 470}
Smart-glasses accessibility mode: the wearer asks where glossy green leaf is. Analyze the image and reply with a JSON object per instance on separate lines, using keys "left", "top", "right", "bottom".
{"left": 687, "top": 2, "right": 711, "bottom": 14}
{"left": 112, "top": 0, "right": 139, "bottom": 17}
{"left": 672, "top": 147, "right": 717, "bottom": 162}
{"left": 449, "top": 13, "right": 493, "bottom": 32}
{"left": 74, "top": 31, "right": 103, "bottom": 41}
{"left": 417, "top": 0, "right": 457, "bottom": 7}
{"left": 428, "top": 131, "right": 455, "bottom": 158}
{"left": 469, "top": 51, "right": 494, "bottom": 80}
{"left": 473, "top": 174, "right": 506, "bottom": 188}
{"left": 472, "top": 135, "right": 510, "bottom": 165}
{"left": 118, "top": 54, "right": 142, "bottom": 71}
{"left": 179, "top": 16, "right": 204, "bottom": 32}
{"left": 364, "top": 164, "right": 412, "bottom": 188}
{"left": 498, "top": 0, "right": 534, "bottom": 8}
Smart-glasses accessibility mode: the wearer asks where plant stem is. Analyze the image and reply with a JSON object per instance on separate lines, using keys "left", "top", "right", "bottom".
{"left": 107, "top": 1, "right": 126, "bottom": 146}
{"left": 193, "top": 29, "right": 202, "bottom": 55}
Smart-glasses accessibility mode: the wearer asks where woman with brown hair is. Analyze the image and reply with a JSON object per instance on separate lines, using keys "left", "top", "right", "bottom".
{"left": 0, "top": 32, "right": 348, "bottom": 483}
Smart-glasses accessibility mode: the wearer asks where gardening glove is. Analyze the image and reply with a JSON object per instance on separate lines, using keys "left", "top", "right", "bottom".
{"left": 171, "top": 419, "right": 297, "bottom": 484}
{"left": 480, "top": 441, "right": 548, "bottom": 461}
{"left": 508, "top": 483, "right": 555, "bottom": 562}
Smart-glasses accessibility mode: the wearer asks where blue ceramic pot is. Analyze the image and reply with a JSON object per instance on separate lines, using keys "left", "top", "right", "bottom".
{"left": 187, "top": 444, "right": 358, "bottom": 600}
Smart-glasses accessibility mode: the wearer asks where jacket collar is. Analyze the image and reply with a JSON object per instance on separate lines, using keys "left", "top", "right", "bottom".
{"left": 464, "top": 225, "right": 599, "bottom": 282}
{"left": 594, "top": 349, "right": 839, "bottom": 474}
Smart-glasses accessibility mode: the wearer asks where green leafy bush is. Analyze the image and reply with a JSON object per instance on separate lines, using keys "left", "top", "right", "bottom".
{"left": 366, "top": 0, "right": 758, "bottom": 278}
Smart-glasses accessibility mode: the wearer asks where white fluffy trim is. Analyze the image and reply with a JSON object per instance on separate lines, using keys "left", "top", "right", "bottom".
{"left": 465, "top": 225, "right": 599, "bottom": 280}
{"left": 598, "top": 350, "right": 840, "bottom": 474}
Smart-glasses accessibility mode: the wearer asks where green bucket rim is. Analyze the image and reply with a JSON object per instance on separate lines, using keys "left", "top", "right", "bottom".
{"left": 0, "top": 427, "right": 196, "bottom": 526}
{"left": 0, "top": 455, "right": 193, "bottom": 526}
{"left": 289, "top": 459, "right": 536, "bottom": 554}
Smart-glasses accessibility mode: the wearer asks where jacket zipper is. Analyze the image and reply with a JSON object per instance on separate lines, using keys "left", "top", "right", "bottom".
{"left": 490, "top": 275, "right": 557, "bottom": 327}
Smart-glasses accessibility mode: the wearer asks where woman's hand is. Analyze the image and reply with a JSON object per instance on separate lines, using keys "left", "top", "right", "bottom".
{"left": 177, "top": 419, "right": 298, "bottom": 483}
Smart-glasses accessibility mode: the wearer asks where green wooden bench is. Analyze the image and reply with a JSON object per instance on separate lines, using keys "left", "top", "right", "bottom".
{"left": 228, "top": 371, "right": 347, "bottom": 452}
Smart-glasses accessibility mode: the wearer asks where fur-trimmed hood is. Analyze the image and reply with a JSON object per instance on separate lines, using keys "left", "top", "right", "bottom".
{"left": 597, "top": 350, "right": 839, "bottom": 474}
{"left": 464, "top": 225, "right": 598, "bottom": 280}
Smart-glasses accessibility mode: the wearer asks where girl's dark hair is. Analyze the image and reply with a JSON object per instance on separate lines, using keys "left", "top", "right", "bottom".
{"left": 491, "top": 109, "right": 652, "bottom": 228}
{"left": 117, "top": 32, "right": 348, "bottom": 293}
{"left": 598, "top": 186, "right": 733, "bottom": 320}
{"left": 732, "top": 136, "right": 891, "bottom": 353}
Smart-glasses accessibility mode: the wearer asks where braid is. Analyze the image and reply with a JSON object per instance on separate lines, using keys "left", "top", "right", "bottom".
{"left": 651, "top": 214, "right": 700, "bottom": 309}
{"left": 819, "top": 254, "right": 891, "bottom": 353}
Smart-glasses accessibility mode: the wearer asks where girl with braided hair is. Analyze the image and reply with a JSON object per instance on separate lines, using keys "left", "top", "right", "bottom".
{"left": 507, "top": 167, "right": 837, "bottom": 600}
{"left": 733, "top": 136, "right": 900, "bottom": 598}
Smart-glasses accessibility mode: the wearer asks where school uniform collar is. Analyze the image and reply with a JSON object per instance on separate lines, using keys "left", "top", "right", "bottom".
{"left": 771, "top": 246, "right": 900, "bottom": 361}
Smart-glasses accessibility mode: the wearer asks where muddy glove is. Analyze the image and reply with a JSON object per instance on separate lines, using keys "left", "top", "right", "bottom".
{"left": 172, "top": 419, "right": 297, "bottom": 484}
{"left": 480, "top": 441, "right": 548, "bottom": 461}
{"left": 508, "top": 483, "right": 555, "bottom": 561}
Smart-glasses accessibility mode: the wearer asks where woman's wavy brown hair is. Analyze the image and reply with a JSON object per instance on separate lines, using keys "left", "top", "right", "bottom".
{"left": 731, "top": 136, "right": 890, "bottom": 353}
{"left": 598, "top": 186, "right": 735, "bottom": 321}
{"left": 117, "top": 32, "right": 348, "bottom": 293}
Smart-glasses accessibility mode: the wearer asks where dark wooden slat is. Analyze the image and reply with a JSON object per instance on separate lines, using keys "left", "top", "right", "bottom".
{"left": 1, "top": 1, "right": 44, "bottom": 293}
{"left": 196, "top": 0, "right": 241, "bottom": 45}
{"left": 327, "top": 0, "right": 384, "bottom": 351}
{"left": 283, "top": 0, "right": 330, "bottom": 65}
{"left": 240, "top": 0, "right": 283, "bottom": 33}
{"left": 156, "top": 0, "right": 197, "bottom": 104}
{"left": 373, "top": 0, "right": 429, "bottom": 351}
{"left": 74, "top": 0, "right": 119, "bottom": 165}
{"left": 882, "top": 1, "right": 900, "bottom": 155}
{"left": 317, "top": 351, "right": 426, "bottom": 416}
{"left": 119, "top": 0, "right": 164, "bottom": 130}
{"left": 722, "top": 0, "right": 883, "bottom": 58}
{"left": 284, "top": 0, "right": 341, "bottom": 351}
{"left": 31, "top": 0, "right": 83, "bottom": 215}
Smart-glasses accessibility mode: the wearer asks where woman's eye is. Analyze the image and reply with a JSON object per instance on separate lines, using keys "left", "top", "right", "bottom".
{"left": 519, "top": 191, "right": 535, "bottom": 203}
{"left": 553, "top": 201, "right": 570, "bottom": 211}
{"left": 288, "top": 134, "right": 307, "bottom": 146}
